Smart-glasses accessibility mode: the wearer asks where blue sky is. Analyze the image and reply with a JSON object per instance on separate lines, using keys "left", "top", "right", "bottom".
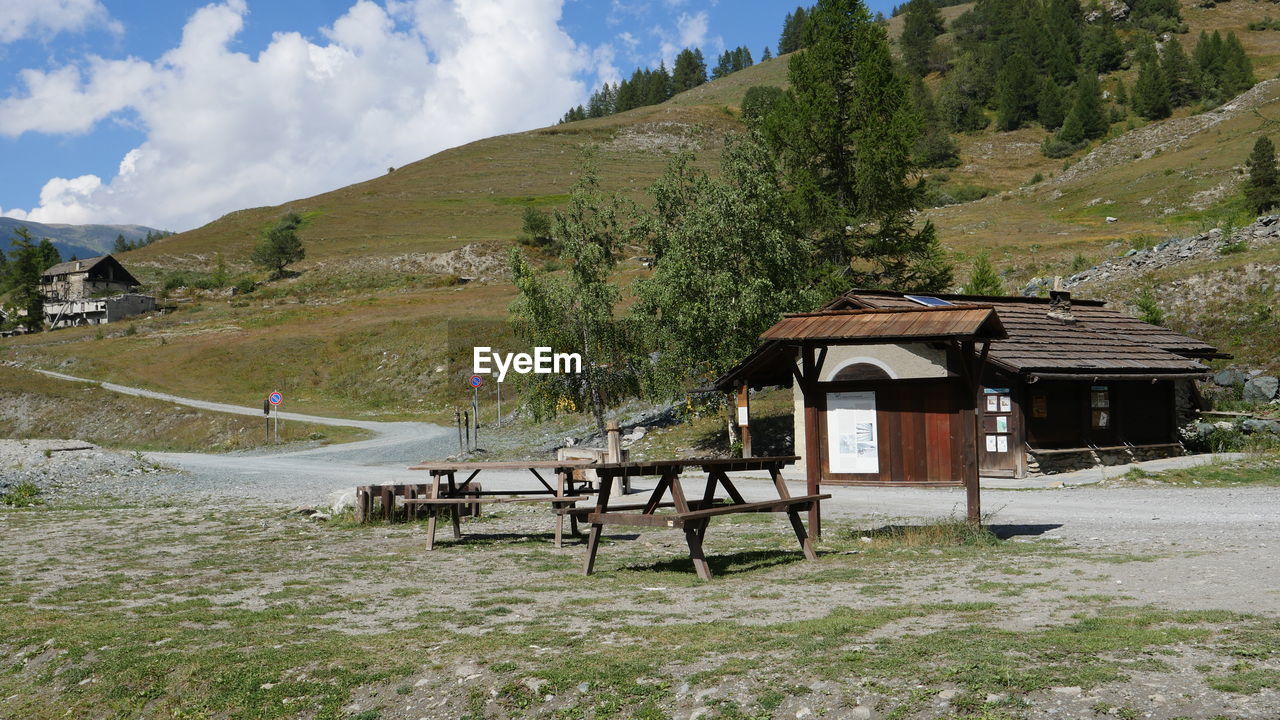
{"left": 0, "top": 1, "right": 896, "bottom": 231}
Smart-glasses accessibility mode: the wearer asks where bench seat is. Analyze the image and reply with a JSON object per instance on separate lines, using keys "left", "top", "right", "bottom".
{"left": 585, "top": 494, "right": 830, "bottom": 529}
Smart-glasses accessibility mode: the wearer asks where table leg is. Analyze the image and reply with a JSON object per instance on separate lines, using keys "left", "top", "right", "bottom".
{"left": 787, "top": 508, "right": 817, "bottom": 561}
{"left": 582, "top": 474, "right": 614, "bottom": 576}
{"left": 685, "top": 518, "right": 712, "bottom": 581}
{"left": 426, "top": 472, "right": 442, "bottom": 551}
{"left": 381, "top": 486, "right": 395, "bottom": 524}
{"left": 354, "top": 487, "right": 368, "bottom": 524}
{"left": 554, "top": 469, "right": 566, "bottom": 549}
{"left": 448, "top": 471, "right": 462, "bottom": 539}
{"left": 405, "top": 485, "right": 417, "bottom": 522}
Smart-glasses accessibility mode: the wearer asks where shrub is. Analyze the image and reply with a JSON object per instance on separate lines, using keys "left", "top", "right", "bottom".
{"left": 1, "top": 480, "right": 42, "bottom": 507}
{"left": 1027, "top": 172, "right": 1044, "bottom": 185}
{"left": 1041, "top": 136, "right": 1087, "bottom": 158}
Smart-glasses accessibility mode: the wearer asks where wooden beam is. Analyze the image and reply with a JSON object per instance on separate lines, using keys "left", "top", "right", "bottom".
{"left": 737, "top": 383, "right": 752, "bottom": 458}
{"left": 800, "top": 345, "right": 823, "bottom": 539}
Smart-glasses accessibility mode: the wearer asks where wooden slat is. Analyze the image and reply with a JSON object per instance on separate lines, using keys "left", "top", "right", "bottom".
{"left": 403, "top": 495, "right": 589, "bottom": 506}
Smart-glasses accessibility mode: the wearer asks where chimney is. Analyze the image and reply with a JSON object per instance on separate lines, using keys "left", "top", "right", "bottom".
{"left": 1047, "top": 276, "right": 1076, "bottom": 323}
{"left": 75, "top": 261, "right": 82, "bottom": 271}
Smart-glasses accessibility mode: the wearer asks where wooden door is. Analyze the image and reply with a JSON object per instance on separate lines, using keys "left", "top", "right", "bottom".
{"left": 978, "top": 386, "right": 1019, "bottom": 476}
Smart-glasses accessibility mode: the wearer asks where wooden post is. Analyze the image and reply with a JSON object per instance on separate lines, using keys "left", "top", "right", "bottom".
{"left": 960, "top": 340, "right": 983, "bottom": 526}
{"left": 800, "top": 346, "right": 823, "bottom": 539}
{"left": 455, "top": 408, "right": 464, "bottom": 455}
{"left": 736, "top": 383, "right": 752, "bottom": 458}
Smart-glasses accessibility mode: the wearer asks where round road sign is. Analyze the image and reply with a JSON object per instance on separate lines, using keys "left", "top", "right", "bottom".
{"left": 269, "top": 391, "right": 283, "bottom": 406}
{"left": 468, "top": 375, "right": 484, "bottom": 388}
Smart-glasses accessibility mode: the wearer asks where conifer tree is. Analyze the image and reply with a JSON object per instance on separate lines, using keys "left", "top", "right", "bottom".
{"left": 961, "top": 252, "right": 1003, "bottom": 295}
{"left": 778, "top": 6, "right": 810, "bottom": 54}
{"left": 995, "top": 55, "right": 1036, "bottom": 131}
{"left": 672, "top": 48, "right": 707, "bottom": 92}
{"left": 1133, "top": 56, "right": 1171, "bottom": 120}
{"left": 1161, "top": 36, "right": 1196, "bottom": 107}
{"left": 762, "top": 46, "right": 773, "bottom": 61}
{"left": 764, "top": 0, "right": 951, "bottom": 291}
{"left": 900, "top": 0, "right": 944, "bottom": 76}
{"left": 1037, "top": 78, "right": 1067, "bottom": 130}
{"left": 7, "top": 228, "right": 44, "bottom": 332}
{"left": 1081, "top": 23, "right": 1124, "bottom": 72}
{"left": 1114, "top": 78, "right": 1128, "bottom": 106}
{"left": 1221, "top": 32, "right": 1255, "bottom": 97}
{"left": 911, "top": 80, "right": 960, "bottom": 168}
{"left": 1068, "top": 72, "right": 1108, "bottom": 140}
{"left": 1245, "top": 136, "right": 1280, "bottom": 214}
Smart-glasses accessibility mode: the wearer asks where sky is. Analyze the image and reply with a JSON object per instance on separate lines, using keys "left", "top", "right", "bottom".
{"left": 0, "top": 0, "right": 896, "bottom": 232}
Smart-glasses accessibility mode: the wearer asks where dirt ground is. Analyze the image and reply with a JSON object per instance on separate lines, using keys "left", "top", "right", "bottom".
{"left": 1, "top": 473, "right": 1277, "bottom": 720}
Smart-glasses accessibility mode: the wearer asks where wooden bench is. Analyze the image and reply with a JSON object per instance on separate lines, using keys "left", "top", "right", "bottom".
{"left": 403, "top": 495, "right": 590, "bottom": 549}
{"left": 585, "top": 494, "right": 829, "bottom": 529}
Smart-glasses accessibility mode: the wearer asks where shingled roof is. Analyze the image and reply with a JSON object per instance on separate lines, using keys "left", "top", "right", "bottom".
{"left": 826, "top": 289, "right": 1224, "bottom": 377}
{"left": 40, "top": 254, "right": 140, "bottom": 287}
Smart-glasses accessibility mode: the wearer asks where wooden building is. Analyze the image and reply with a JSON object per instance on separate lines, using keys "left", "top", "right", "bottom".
{"left": 714, "top": 289, "right": 1224, "bottom": 533}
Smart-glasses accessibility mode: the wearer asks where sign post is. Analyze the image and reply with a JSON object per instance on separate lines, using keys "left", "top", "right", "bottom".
{"left": 268, "top": 391, "right": 283, "bottom": 443}
{"left": 468, "top": 375, "right": 483, "bottom": 449}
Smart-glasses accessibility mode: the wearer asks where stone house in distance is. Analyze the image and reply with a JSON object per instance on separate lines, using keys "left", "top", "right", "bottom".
{"left": 39, "top": 255, "right": 156, "bottom": 329}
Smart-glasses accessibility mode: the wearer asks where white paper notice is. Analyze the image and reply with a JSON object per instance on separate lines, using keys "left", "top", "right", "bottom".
{"left": 996, "top": 416, "right": 1008, "bottom": 433}
{"left": 985, "top": 435, "right": 997, "bottom": 452}
{"left": 826, "top": 391, "right": 878, "bottom": 474}
{"left": 997, "top": 436, "right": 1008, "bottom": 452}
{"left": 986, "top": 396, "right": 998, "bottom": 412}
{"left": 999, "top": 396, "right": 1012, "bottom": 413}
{"left": 737, "top": 406, "right": 749, "bottom": 426}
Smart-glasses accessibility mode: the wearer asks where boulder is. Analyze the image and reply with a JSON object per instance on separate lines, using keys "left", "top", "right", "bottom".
{"left": 1242, "top": 418, "right": 1280, "bottom": 435}
{"left": 1243, "top": 376, "right": 1279, "bottom": 403}
{"left": 327, "top": 487, "right": 357, "bottom": 513}
{"left": 1212, "top": 368, "right": 1245, "bottom": 387}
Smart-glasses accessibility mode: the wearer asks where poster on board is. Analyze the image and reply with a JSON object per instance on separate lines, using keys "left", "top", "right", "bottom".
{"left": 827, "top": 391, "right": 878, "bottom": 474}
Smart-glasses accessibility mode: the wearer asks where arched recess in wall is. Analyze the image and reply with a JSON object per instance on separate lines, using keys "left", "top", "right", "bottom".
{"left": 829, "top": 357, "right": 896, "bottom": 382}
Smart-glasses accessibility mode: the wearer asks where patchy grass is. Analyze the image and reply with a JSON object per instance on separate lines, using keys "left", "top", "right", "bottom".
{"left": 0, "top": 500, "right": 1274, "bottom": 718}
{"left": 1121, "top": 453, "right": 1280, "bottom": 487}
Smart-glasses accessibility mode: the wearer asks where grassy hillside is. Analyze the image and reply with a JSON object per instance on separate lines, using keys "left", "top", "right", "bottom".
{"left": 0, "top": 366, "right": 367, "bottom": 451}
{"left": 5, "top": 0, "right": 1280, "bottom": 423}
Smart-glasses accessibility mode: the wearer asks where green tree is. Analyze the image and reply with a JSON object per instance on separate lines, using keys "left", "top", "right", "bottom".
{"left": 1037, "top": 78, "right": 1067, "bottom": 130}
{"left": 763, "top": 0, "right": 952, "bottom": 291}
{"left": 1161, "top": 36, "right": 1196, "bottom": 108}
{"left": 778, "top": 6, "right": 810, "bottom": 55}
{"left": 250, "top": 213, "right": 305, "bottom": 279}
{"left": 1245, "top": 136, "right": 1280, "bottom": 214}
{"left": 937, "top": 69, "right": 989, "bottom": 132}
{"left": 899, "top": 0, "right": 944, "bottom": 76}
{"left": 761, "top": 46, "right": 773, "bottom": 61}
{"left": 911, "top": 79, "right": 960, "bottom": 167}
{"left": 1081, "top": 23, "right": 1124, "bottom": 72}
{"left": 1132, "top": 56, "right": 1171, "bottom": 120}
{"left": 741, "top": 85, "right": 786, "bottom": 127}
{"left": 961, "top": 252, "right": 1003, "bottom": 295}
{"left": 1221, "top": 32, "right": 1255, "bottom": 97}
{"left": 995, "top": 54, "right": 1036, "bottom": 131}
{"left": 636, "top": 139, "right": 823, "bottom": 395}
{"left": 1067, "top": 72, "right": 1108, "bottom": 140}
{"left": 672, "top": 48, "right": 707, "bottom": 92}
{"left": 8, "top": 228, "right": 44, "bottom": 332}
{"left": 113, "top": 234, "right": 128, "bottom": 254}
{"left": 520, "top": 206, "right": 554, "bottom": 246}
{"left": 508, "top": 152, "right": 639, "bottom": 435}
{"left": 36, "top": 238, "right": 61, "bottom": 271}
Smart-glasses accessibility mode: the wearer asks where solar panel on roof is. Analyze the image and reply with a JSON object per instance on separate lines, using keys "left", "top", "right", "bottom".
{"left": 904, "top": 294, "right": 954, "bottom": 307}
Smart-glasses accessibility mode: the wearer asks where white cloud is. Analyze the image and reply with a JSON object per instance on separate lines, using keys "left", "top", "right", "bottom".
{"left": 0, "top": 0, "right": 120, "bottom": 43}
{"left": 1, "top": 0, "right": 589, "bottom": 229}
{"left": 657, "top": 10, "right": 711, "bottom": 66}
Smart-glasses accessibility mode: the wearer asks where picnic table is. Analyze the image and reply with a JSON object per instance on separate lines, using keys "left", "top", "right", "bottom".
{"left": 398, "top": 460, "right": 600, "bottom": 549}
{"left": 578, "top": 456, "right": 829, "bottom": 580}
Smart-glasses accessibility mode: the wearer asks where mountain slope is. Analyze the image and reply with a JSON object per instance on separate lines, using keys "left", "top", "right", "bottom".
{"left": 0, "top": 218, "right": 164, "bottom": 261}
